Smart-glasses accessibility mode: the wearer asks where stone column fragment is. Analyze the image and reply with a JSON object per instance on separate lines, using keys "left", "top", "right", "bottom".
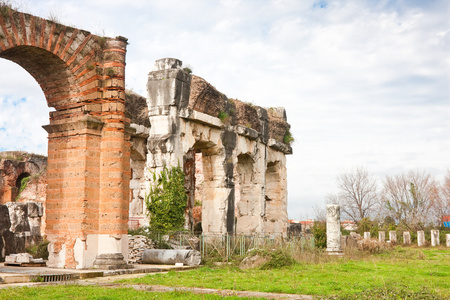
{"left": 378, "top": 231, "right": 385, "bottom": 243}
{"left": 446, "top": 234, "right": 450, "bottom": 247}
{"left": 389, "top": 231, "right": 397, "bottom": 244}
{"left": 403, "top": 232, "right": 410, "bottom": 245}
{"left": 326, "top": 205, "right": 342, "bottom": 255}
{"left": 364, "top": 232, "right": 370, "bottom": 240}
{"left": 417, "top": 231, "right": 425, "bottom": 247}
{"left": 431, "top": 230, "right": 439, "bottom": 246}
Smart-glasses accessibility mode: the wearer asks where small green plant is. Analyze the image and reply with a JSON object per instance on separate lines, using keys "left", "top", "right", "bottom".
{"left": 30, "top": 275, "right": 44, "bottom": 283}
{"left": 283, "top": 129, "right": 294, "bottom": 145}
{"left": 182, "top": 67, "right": 192, "bottom": 74}
{"left": 26, "top": 240, "right": 50, "bottom": 260}
{"left": 0, "top": 34, "right": 4, "bottom": 39}
{"left": 106, "top": 68, "right": 116, "bottom": 77}
{"left": 15, "top": 175, "right": 30, "bottom": 201}
{"left": 258, "top": 249, "right": 295, "bottom": 270}
{"left": 145, "top": 165, "right": 187, "bottom": 233}
{"left": 86, "top": 64, "right": 95, "bottom": 70}
{"left": 0, "top": 1, "right": 12, "bottom": 19}
{"left": 312, "top": 221, "right": 326, "bottom": 249}
{"left": 97, "top": 36, "right": 107, "bottom": 49}
{"left": 218, "top": 111, "right": 229, "bottom": 122}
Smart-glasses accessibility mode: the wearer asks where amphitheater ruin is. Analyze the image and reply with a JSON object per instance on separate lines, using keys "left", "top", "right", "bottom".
{"left": 0, "top": 9, "right": 292, "bottom": 269}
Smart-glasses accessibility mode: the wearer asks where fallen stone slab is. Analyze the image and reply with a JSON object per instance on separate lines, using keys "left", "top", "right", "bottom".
{"left": 142, "top": 249, "right": 201, "bottom": 266}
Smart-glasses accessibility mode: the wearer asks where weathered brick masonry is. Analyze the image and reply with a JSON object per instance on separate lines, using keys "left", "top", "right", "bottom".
{"left": 0, "top": 8, "right": 130, "bottom": 269}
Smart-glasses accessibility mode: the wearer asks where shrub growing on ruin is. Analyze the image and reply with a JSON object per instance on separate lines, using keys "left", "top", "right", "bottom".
{"left": 145, "top": 165, "right": 187, "bottom": 233}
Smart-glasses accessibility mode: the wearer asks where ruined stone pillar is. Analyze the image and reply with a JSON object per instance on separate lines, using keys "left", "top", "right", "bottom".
{"left": 389, "top": 231, "right": 397, "bottom": 244}
{"left": 446, "top": 234, "right": 450, "bottom": 247}
{"left": 326, "top": 205, "right": 342, "bottom": 255}
{"left": 378, "top": 231, "right": 385, "bottom": 243}
{"left": 364, "top": 232, "right": 370, "bottom": 240}
{"left": 431, "top": 230, "right": 439, "bottom": 246}
{"left": 44, "top": 37, "right": 130, "bottom": 269}
{"left": 403, "top": 232, "right": 410, "bottom": 245}
{"left": 417, "top": 230, "right": 425, "bottom": 247}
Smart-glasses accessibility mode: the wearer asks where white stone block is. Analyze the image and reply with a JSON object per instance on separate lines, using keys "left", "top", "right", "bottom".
{"left": 378, "top": 231, "right": 385, "bottom": 242}
{"left": 417, "top": 231, "right": 425, "bottom": 247}
{"left": 431, "top": 230, "right": 439, "bottom": 246}
{"left": 326, "top": 204, "right": 342, "bottom": 254}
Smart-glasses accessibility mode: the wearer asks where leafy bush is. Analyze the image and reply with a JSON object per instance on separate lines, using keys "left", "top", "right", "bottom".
{"left": 283, "top": 129, "right": 294, "bottom": 145}
{"left": 26, "top": 240, "right": 50, "bottom": 260}
{"left": 218, "top": 111, "right": 229, "bottom": 122}
{"left": 356, "top": 217, "right": 379, "bottom": 237}
{"left": 260, "top": 249, "right": 295, "bottom": 269}
{"left": 312, "top": 221, "right": 326, "bottom": 249}
{"left": 145, "top": 165, "right": 187, "bottom": 233}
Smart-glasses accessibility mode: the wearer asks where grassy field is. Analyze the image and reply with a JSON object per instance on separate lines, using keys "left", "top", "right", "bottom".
{"left": 0, "top": 246, "right": 448, "bottom": 299}
{"left": 0, "top": 285, "right": 261, "bottom": 299}
{"left": 123, "top": 246, "right": 450, "bottom": 299}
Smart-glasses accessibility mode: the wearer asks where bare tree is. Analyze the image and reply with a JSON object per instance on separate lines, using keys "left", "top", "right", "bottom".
{"left": 313, "top": 203, "right": 326, "bottom": 222}
{"left": 327, "top": 167, "right": 379, "bottom": 222}
{"left": 430, "top": 170, "right": 450, "bottom": 226}
{"left": 382, "top": 170, "right": 436, "bottom": 229}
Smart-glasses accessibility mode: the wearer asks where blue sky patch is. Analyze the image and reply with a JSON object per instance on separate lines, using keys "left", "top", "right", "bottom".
{"left": 313, "top": 1, "right": 327, "bottom": 9}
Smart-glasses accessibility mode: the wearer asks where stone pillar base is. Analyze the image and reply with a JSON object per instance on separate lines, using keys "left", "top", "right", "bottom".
{"left": 326, "top": 250, "right": 344, "bottom": 256}
{"left": 93, "top": 253, "right": 133, "bottom": 270}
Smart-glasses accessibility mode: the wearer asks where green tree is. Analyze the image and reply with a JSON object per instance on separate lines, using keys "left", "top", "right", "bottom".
{"left": 145, "top": 165, "right": 187, "bottom": 232}
{"left": 312, "top": 221, "right": 326, "bottom": 249}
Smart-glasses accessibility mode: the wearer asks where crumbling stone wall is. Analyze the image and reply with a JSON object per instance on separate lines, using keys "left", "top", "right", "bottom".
{"left": 0, "top": 152, "right": 47, "bottom": 205}
{"left": 0, "top": 202, "right": 43, "bottom": 262}
{"left": 142, "top": 58, "right": 292, "bottom": 236}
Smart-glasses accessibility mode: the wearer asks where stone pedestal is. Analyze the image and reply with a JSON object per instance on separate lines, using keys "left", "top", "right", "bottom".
{"left": 446, "top": 234, "right": 450, "bottom": 247}
{"left": 378, "top": 231, "right": 385, "bottom": 242}
{"left": 389, "top": 231, "right": 397, "bottom": 244}
{"left": 92, "top": 253, "right": 132, "bottom": 270}
{"left": 431, "top": 230, "right": 439, "bottom": 246}
{"left": 403, "top": 232, "right": 410, "bottom": 245}
{"left": 417, "top": 231, "right": 425, "bottom": 247}
{"left": 326, "top": 205, "right": 342, "bottom": 255}
{"left": 364, "top": 232, "right": 370, "bottom": 240}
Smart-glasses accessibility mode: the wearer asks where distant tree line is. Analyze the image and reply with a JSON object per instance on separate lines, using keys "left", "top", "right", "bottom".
{"left": 325, "top": 167, "right": 450, "bottom": 231}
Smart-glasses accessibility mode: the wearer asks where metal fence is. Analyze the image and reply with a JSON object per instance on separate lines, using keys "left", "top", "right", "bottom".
{"left": 156, "top": 232, "right": 316, "bottom": 260}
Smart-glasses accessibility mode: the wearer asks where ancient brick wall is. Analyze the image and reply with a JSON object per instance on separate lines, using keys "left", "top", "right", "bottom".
{"left": 0, "top": 7, "right": 130, "bottom": 269}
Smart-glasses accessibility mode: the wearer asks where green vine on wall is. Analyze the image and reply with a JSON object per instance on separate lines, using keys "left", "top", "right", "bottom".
{"left": 145, "top": 165, "right": 187, "bottom": 233}
{"left": 15, "top": 176, "right": 30, "bottom": 201}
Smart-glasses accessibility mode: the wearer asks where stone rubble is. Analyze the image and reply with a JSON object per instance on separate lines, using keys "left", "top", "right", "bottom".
{"left": 128, "top": 235, "right": 154, "bottom": 264}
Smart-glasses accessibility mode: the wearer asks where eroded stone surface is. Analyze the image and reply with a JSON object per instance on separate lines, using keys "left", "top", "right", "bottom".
{"left": 326, "top": 204, "right": 342, "bottom": 254}
{"left": 417, "top": 230, "right": 425, "bottom": 247}
{"left": 431, "top": 230, "right": 439, "bottom": 246}
{"left": 403, "top": 232, "right": 410, "bottom": 245}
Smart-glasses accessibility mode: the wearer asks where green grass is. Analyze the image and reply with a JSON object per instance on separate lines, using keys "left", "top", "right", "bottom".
{"left": 121, "top": 247, "right": 450, "bottom": 298}
{"left": 1, "top": 247, "right": 448, "bottom": 299}
{"left": 0, "top": 285, "right": 259, "bottom": 299}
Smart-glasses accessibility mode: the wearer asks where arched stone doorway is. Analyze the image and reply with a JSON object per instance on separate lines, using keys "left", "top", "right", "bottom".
{"left": 0, "top": 7, "right": 130, "bottom": 269}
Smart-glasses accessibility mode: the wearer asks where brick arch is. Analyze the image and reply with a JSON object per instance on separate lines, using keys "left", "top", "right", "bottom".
{"left": 0, "top": 8, "right": 131, "bottom": 269}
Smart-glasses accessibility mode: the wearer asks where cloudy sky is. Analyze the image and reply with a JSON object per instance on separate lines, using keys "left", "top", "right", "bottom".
{"left": 0, "top": 0, "right": 449, "bottom": 219}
